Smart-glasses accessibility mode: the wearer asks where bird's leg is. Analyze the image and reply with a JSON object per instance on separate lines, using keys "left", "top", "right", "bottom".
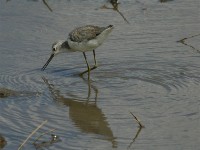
{"left": 86, "top": 50, "right": 98, "bottom": 73}
{"left": 79, "top": 50, "right": 98, "bottom": 76}
{"left": 80, "top": 52, "right": 91, "bottom": 76}
{"left": 93, "top": 50, "right": 98, "bottom": 68}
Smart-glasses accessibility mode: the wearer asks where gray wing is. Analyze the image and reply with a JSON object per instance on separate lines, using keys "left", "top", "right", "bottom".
{"left": 69, "top": 25, "right": 105, "bottom": 42}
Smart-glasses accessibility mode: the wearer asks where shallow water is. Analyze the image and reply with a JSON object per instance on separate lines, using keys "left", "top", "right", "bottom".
{"left": 0, "top": 0, "right": 199, "bottom": 149}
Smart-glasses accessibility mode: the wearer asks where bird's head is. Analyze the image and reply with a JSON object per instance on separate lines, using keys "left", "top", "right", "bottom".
{"left": 51, "top": 40, "right": 64, "bottom": 55}
{"left": 41, "top": 40, "right": 69, "bottom": 71}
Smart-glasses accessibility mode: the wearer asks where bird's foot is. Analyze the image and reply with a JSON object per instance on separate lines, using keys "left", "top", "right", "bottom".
{"left": 79, "top": 65, "right": 97, "bottom": 76}
{"left": 79, "top": 69, "right": 90, "bottom": 76}
{"left": 92, "top": 65, "right": 97, "bottom": 69}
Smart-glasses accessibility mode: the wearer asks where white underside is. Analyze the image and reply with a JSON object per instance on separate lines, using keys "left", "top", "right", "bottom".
{"left": 68, "top": 39, "right": 100, "bottom": 52}
{"left": 67, "top": 27, "right": 113, "bottom": 52}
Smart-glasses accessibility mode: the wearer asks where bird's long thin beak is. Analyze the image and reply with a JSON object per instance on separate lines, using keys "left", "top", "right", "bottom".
{"left": 41, "top": 54, "right": 54, "bottom": 71}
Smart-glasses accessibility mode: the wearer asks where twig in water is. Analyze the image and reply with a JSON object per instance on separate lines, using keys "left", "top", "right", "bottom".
{"left": 130, "top": 112, "right": 144, "bottom": 128}
{"left": 6, "top": 0, "right": 53, "bottom": 12}
{"left": 42, "top": 0, "right": 53, "bottom": 12}
{"left": 178, "top": 33, "right": 200, "bottom": 42}
{"left": 127, "top": 112, "right": 144, "bottom": 149}
{"left": 127, "top": 126, "right": 142, "bottom": 149}
{"left": 115, "top": 9, "right": 130, "bottom": 24}
{"left": 100, "top": 2, "right": 130, "bottom": 24}
{"left": 177, "top": 33, "right": 200, "bottom": 53}
{"left": 18, "top": 120, "right": 48, "bottom": 150}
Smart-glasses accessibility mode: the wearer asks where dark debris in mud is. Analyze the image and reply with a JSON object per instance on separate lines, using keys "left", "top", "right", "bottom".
{"left": 0, "top": 134, "right": 7, "bottom": 149}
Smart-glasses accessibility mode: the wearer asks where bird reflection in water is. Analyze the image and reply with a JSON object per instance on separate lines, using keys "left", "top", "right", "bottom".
{"left": 42, "top": 76, "right": 117, "bottom": 148}
{"left": 100, "top": 0, "right": 130, "bottom": 24}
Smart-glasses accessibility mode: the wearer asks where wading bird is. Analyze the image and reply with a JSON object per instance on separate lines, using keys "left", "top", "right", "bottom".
{"left": 41, "top": 25, "right": 114, "bottom": 76}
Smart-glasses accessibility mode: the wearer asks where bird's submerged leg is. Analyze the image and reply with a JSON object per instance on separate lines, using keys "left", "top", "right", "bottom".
{"left": 80, "top": 52, "right": 91, "bottom": 76}
{"left": 79, "top": 50, "right": 98, "bottom": 77}
{"left": 85, "top": 50, "right": 98, "bottom": 72}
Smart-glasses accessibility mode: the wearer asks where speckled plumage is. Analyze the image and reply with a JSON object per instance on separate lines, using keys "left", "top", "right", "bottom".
{"left": 69, "top": 25, "right": 109, "bottom": 42}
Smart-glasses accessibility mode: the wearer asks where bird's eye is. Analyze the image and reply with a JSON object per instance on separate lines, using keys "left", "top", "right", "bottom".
{"left": 53, "top": 48, "right": 56, "bottom": 51}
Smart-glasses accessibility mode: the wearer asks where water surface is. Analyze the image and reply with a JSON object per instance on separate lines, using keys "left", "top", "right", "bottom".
{"left": 0, "top": 0, "right": 199, "bottom": 149}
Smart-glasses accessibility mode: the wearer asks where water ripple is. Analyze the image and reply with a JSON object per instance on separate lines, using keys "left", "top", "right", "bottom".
{"left": 94, "top": 61, "right": 200, "bottom": 94}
